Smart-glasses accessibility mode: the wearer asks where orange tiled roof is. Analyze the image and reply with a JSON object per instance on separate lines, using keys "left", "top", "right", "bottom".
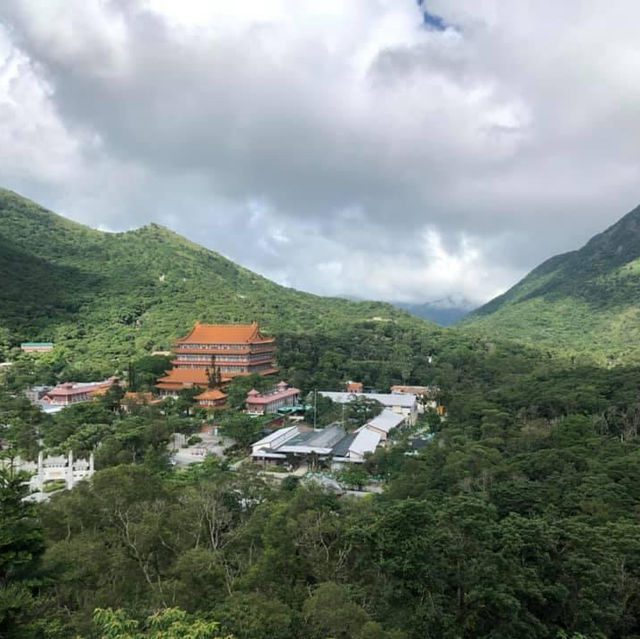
{"left": 176, "top": 321, "right": 274, "bottom": 345}
{"left": 157, "top": 366, "right": 279, "bottom": 391}
{"left": 194, "top": 388, "right": 228, "bottom": 400}
{"left": 157, "top": 368, "right": 210, "bottom": 385}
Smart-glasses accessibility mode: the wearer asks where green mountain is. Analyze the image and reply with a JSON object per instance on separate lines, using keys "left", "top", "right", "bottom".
{"left": 0, "top": 188, "right": 432, "bottom": 369}
{"left": 394, "top": 299, "right": 472, "bottom": 326}
{"left": 463, "top": 203, "right": 640, "bottom": 363}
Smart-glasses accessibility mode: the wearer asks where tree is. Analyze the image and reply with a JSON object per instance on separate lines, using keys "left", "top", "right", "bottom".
{"left": 424, "top": 408, "right": 442, "bottom": 432}
{"left": 218, "top": 412, "right": 262, "bottom": 448}
{"left": 206, "top": 355, "right": 222, "bottom": 390}
{"left": 130, "top": 355, "right": 173, "bottom": 391}
{"left": 347, "top": 397, "right": 382, "bottom": 428}
{"left": 101, "top": 381, "right": 125, "bottom": 413}
{"left": 303, "top": 582, "right": 370, "bottom": 639}
{"left": 305, "top": 394, "right": 341, "bottom": 428}
{"left": 127, "top": 361, "right": 138, "bottom": 392}
{"left": 391, "top": 342, "right": 413, "bottom": 383}
{"left": 92, "top": 607, "right": 231, "bottom": 638}
{"left": 215, "top": 593, "right": 295, "bottom": 639}
{"left": 226, "top": 374, "right": 270, "bottom": 410}
{"left": 337, "top": 466, "right": 369, "bottom": 491}
{"left": 0, "top": 469, "right": 45, "bottom": 636}
{"left": 175, "top": 387, "right": 200, "bottom": 416}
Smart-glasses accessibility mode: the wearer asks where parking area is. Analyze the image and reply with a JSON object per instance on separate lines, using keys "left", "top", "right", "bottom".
{"left": 169, "top": 430, "right": 233, "bottom": 467}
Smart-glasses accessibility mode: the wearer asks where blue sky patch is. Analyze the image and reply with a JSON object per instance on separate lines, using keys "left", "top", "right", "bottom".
{"left": 417, "top": 0, "right": 448, "bottom": 31}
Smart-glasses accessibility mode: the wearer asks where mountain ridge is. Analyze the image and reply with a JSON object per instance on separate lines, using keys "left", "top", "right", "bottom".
{"left": 0, "top": 188, "right": 435, "bottom": 370}
{"left": 394, "top": 298, "right": 473, "bottom": 326}
{"left": 463, "top": 202, "right": 640, "bottom": 362}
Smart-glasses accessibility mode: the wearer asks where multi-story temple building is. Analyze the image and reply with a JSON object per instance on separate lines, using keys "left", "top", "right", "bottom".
{"left": 156, "top": 321, "right": 277, "bottom": 394}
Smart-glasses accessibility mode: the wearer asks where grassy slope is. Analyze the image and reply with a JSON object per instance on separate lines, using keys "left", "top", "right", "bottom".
{"left": 0, "top": 188, "right": 434, "bottom": 368}
{"left": 463, "top": 204, "right": 640, "bottom": 363}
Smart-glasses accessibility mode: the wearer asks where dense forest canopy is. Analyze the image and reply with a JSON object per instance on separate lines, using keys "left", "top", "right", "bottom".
{"left": 5, "top": 324, "right": 640, "bottom": 637}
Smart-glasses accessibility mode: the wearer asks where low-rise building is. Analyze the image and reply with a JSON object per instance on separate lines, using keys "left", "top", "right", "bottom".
{"left": 391, "top": 385, "right": 439, "bottom": 412}
{"left": 246, "top": 381, "right": 300, "bottom": 415}
{"left": 251, "top": 419, "right": 393, "bottom": 468}
{"left": 345, "top": 381, "right": 363, "bottom": 392}
{"left": 20, "top": 342, "right": 53, "bottom": 353}
{"left": 347, "top": 428, "right": 381, "bottom": 461}
{"left": 251, "top": 425, "right": 300, "bottom": 463}
{"left": 42, "top": 377, "right": 118, "bottom": 407}
{"left": 318, "top": 391, "right": 418, "bottom": 425}
{"left": 363, "top": 409, "right": 405, "bottom": 441}
{"left": 252, "top": 424, "right": 350, "bottom": 465}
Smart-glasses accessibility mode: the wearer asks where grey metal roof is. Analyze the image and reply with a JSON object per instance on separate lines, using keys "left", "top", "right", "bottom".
{"left": 251, "top": 425, "right": 298, "bottom": 448}
{"left": 367, "top": 410, "right": 405, "bottom": 433}
{"left": 331, "top": 433, "right": 357, "bottom": 457}
{"left": 274, "top": 425, "right": 347, "bottom": 455}
{"left": 349, "top": 428, "right": 381, "bottom": 457}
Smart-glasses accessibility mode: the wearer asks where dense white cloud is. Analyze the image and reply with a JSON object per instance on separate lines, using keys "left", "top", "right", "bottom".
{"left": 0, "top": 1, "right": 639, "bottom": 307}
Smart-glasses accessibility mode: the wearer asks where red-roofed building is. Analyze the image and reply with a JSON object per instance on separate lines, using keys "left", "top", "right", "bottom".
{"left": 345, "top": 381, "right": 363, "bottom": 393}
{"left": 194, "top": 388, "right": 228, "bottom": 408}
{"left": 43, "top": 377, "right": 118, "bottom": 406}
{"left": 245, "top": 381, "right": 300, "bottom": 415}
{"left": 156, "top": 321, "right": 277, "bottom": 394}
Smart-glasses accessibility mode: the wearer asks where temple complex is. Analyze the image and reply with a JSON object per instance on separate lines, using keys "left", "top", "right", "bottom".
{"left": 156, "top": 321, "right": 277, "bottom": 394}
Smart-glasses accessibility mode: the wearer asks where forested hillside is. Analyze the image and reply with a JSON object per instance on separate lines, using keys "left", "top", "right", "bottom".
{"left": 6, "top": 331, "right": 640, "bottom": 637}
{"left": 0, "top": 189, "right": 432, "bottom": 371}
{"left": 463, "top": 203, "right": 640, "bottom": 363}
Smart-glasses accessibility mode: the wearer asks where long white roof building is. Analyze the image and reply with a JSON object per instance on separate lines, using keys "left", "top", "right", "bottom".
{"left": 365, "top": 410, "right": 405, "bottom": 440}
{"left": 348, "top": 428, "right": 381, "bottom": 461}
{"left": 319, "top": 391, "right": 416, "bottom": 408}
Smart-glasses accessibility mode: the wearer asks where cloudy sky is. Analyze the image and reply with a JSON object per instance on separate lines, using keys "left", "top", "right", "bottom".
{"left": 1, "top": 1, "right": 639, "bottom": 308}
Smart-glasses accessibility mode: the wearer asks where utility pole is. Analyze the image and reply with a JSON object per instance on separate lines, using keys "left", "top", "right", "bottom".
{"left": 313, "top": 389, "right": 317, "bottom": 430}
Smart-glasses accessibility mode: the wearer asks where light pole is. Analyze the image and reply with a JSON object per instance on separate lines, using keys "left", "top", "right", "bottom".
{"left": 313, "top": 389, "right": 317, "bottom": 431}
